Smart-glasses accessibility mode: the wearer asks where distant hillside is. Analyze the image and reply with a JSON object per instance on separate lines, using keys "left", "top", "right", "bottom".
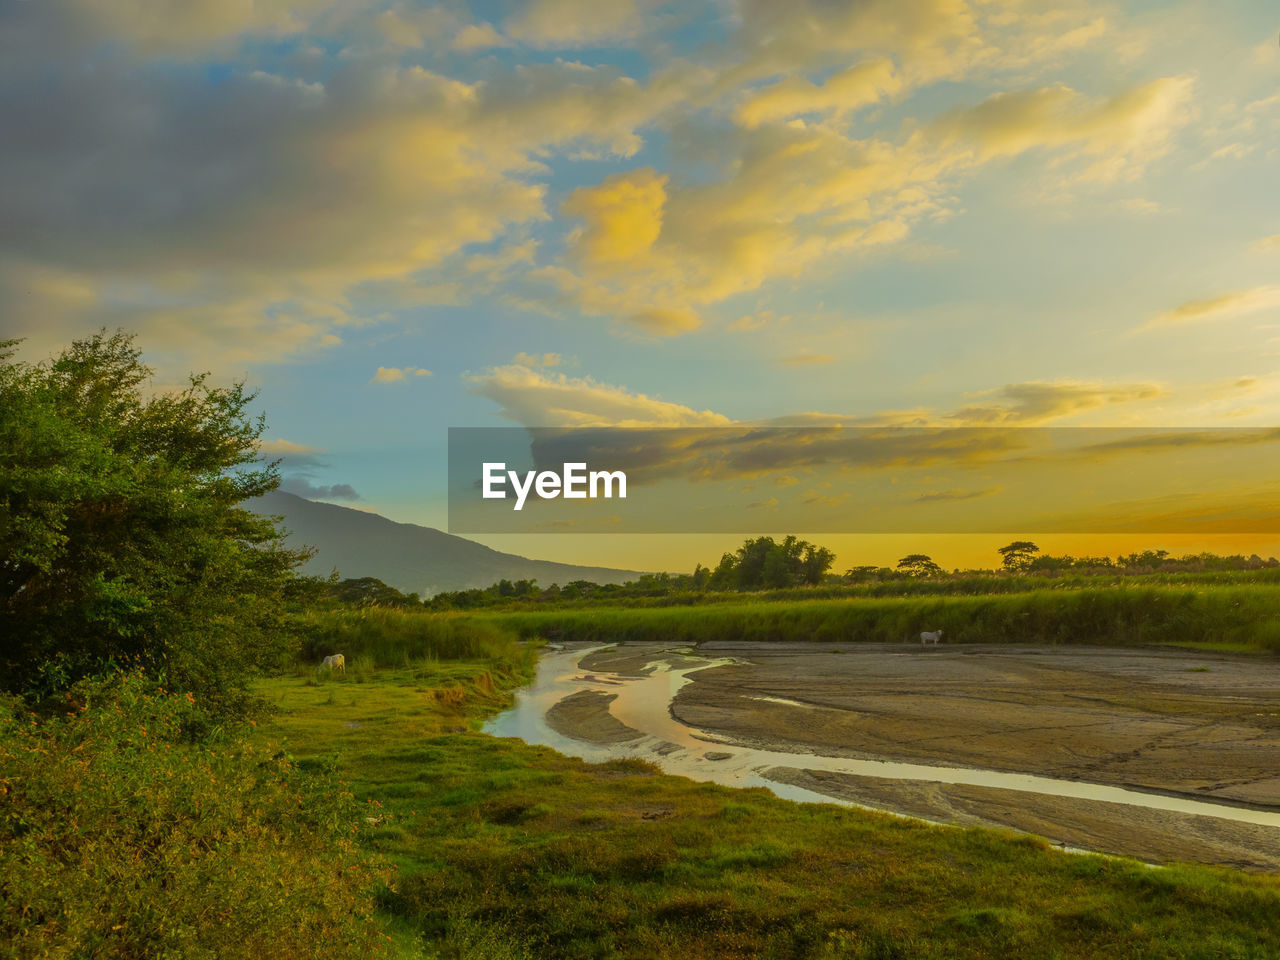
{"left": 246, "top": 490, "right": 641, "bottom": 595}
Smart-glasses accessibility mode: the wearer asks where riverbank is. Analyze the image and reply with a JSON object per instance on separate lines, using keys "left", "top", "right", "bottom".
{"left": 536, "top": 642, "right": 1280, "bottom": 870}
{"left": 252, "top": 648, "right": 1280, "bottom": 958}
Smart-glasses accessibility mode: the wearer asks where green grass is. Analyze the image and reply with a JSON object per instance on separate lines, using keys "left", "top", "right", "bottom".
{"left": 481, "top": 584, "right": 1280, "bottom": 652}
{"left": 254, "top": 661, "right": 1280, "bottom": 960}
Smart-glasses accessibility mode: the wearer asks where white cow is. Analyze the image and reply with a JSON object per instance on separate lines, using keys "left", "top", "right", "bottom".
{"left": 919, "top": 630, "right": 943, "bottom": 646}
{"left": 322, "top": 653, "right": 346, "bottom": 672}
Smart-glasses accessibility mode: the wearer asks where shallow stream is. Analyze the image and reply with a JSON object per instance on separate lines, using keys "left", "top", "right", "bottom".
{"left": 483, "top": 645, "right": 1280, "bottom": 830}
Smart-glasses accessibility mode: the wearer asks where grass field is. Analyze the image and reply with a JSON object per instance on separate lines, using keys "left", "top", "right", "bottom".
{"left": 255, "top": 636, "right": 1280, "bottom": 960}
{"left": 459, "top": 567, "right": 1280, "bottom": 610}
{"left": 478, "top": 584, "right": 1280, "bottom": 653}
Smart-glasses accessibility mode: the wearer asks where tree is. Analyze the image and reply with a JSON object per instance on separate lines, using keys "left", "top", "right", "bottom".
{"left": 800, "top": 544, "right": 835, "bottom": 585}
{"left": 1118, "top": 549, "right": 1170, "bottom": 569}
{"left": 844, "top": 565, "right": 883, "bottom": 584}
{"left": 691, "top": 563, "right": 710, "bottom": 590}
{"left": 896, "top": 554, "right": 943, "bottom": 578}
{"left": 0, "top": 331, "right": 311, "bottom": 717}
{"left": 705, "top": 536, "right": 836, "bottom": 591}
{"left": 997, "top": 540, "right": 1040, "bottom": 572}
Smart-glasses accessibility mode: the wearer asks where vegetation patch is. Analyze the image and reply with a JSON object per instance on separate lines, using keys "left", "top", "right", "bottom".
{"left": 482, "top": 587, "right": 1280, "bottom": 652}
{"left": 256, "top": 666, "right": 1280, "bottom": 960}
{"left": 0, "top": 674, "right": 389, "bottom": 960}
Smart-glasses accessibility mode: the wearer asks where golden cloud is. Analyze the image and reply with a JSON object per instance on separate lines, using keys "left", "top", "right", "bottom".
{"left": 259, "top": 438, "right": 320, "bottom": 455}
{"left": 62, "top": 0, "right": 331, "bottom": 52}
{"left": 1150, "top": 287, "right": 1280, "bottom": 327}
{"left": 734, "top": 60, "right": 901, "bottom": 129}
{"left": 780, "top": 353, "right": 838, "bottom": 367}
{"left": 466, "top": 364, "right": 731, "bottom": 428}
{"left": 512, "top": 352, "right": 562, "bottom": 368}
{"left": 916, "top": 487, "right": 1001, "bottom": 502}
{"left": 541, "top": 72, "right": 1191, "bottom": 335}
{"left": 932, "top": 76, "right": 1194, "bottom": 181}
{"left": 504, "top": 0, "right": 650, "bottom": 49}
{"left": 0, "top": 50, "right": 687, "bottom": 366}
{"left": 625, "top": 308, "right": 701, "bottom": 336}
{"left": 949, "top": 380, "right": 1165, "bottom": 425}
{"left": 452, "top": 22, "right": 511, "bottom": 52}
{"left": 371, "top": 366, "right": 432, "bottom": 383}
{"left": 562, "top": 168, "right": 668, "bottom": 264}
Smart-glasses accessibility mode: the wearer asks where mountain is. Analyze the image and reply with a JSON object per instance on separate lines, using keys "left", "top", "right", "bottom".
{"left": 246, "top": 490, "right": 642, "bottom": 595}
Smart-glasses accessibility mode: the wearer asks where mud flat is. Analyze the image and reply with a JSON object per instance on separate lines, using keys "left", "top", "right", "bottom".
{"left": 546, "top": 689, "right": 645, "bottom": 745}
{"left": 560, "top": 642, "right": 1280, "bottom": 869}
{"left": 763, "top": 768, "right": 1280, "bottom": 871}
{"left": 669, "top": 643, "right": 1280, "bottom": 807}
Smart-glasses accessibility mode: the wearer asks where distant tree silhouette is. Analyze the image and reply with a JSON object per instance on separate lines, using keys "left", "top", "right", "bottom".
{"left": 998, "top": 541, "right": 1040, "bottom": 572}
{"left": 896, "top": 554, "right": 943, "bottom": 578}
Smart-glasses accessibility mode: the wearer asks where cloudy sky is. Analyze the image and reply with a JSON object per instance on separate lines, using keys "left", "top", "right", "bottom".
{"left": 5, "top": 0, "right": 1278, "bottom": 570}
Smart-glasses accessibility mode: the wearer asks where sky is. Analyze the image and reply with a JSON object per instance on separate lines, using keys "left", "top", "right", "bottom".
{"left": 3, "top": 0, "right": 1279, "bottom": 572}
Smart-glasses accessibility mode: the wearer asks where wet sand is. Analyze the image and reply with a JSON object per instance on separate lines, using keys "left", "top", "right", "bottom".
{"left": 546, "top": 689, "right": 645, "bottom": 744}
{"left": 764, "top": 768, "right": 1280, "bottom": 871}
{"left": 668, "top": 643, "right": 1280, "bottom": 807}
{"left": 568, "top": 642, "right": 1280, "bottom": 869}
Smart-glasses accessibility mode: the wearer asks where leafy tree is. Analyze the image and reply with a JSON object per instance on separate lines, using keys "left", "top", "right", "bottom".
{"left": 1118, "top": 549, "right": 1170, "bottom": 569}
{"left": 0, "top": 332, "right": 310, "bottom": 717}
{"left": 998, "top": 540, "right": 1040, "bottom": 572}
{"left": 705, "top": 536, "right": 835, "bottom": 591}
{"left": 322, "top": 576, "right": 420, "bottom": 608}
{"left": 844, "top": 565, "right": 885, "bottom": 584}
{"left": 800, "top": 544, "right": 836, "bottom": 586}
{"left": 708, "top": 551, "right": 739, "bottom": 591}
{"left": 691, "top": 563, "right": 710, "bottom": 590}
{"left": 896, "top": 554, "right": 943, "bottom": 578}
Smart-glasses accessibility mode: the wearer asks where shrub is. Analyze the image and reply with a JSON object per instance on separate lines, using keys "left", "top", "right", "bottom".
{"left": 0, "top": 673, "right": 390, "bottom": 959}
{"left": 0, "top": 332, "right": 310, "bottom": 719}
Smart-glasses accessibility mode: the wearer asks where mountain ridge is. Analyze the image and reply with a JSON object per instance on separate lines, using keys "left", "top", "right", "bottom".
{"left": 247, "top": 490, "right": 642, "bottom": 595}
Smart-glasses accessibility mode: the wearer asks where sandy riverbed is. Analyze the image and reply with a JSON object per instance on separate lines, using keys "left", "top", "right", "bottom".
{"left": 562, "top": 642, "right": 1280, "bottom": 869}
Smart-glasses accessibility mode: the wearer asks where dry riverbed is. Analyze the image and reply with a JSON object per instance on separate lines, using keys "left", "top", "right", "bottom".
{"left": 567, "top": 642, "right": 1280, "bottom": 870}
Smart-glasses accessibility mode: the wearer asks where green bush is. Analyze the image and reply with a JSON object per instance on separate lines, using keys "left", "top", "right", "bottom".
{"left": 0, "top": 332, "right": 310, "bottom": 719}
{"left": 0, "top": 673, "right": 390, "bottom": 960}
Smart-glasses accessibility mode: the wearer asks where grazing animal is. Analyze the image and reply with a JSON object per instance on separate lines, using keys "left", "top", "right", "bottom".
{"left": 919, "top": 630, "right": 943, "bottom": 646}
{"left": 322, "top": 653, "right": 346, "bottom": 672}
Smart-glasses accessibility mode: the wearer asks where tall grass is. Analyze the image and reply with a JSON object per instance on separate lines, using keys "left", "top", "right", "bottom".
{"left": 294, "top": 607, "right": 535, "bottom": 671}
{"left": 485, "top": 584, "right": 1280, "bottom": 651}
